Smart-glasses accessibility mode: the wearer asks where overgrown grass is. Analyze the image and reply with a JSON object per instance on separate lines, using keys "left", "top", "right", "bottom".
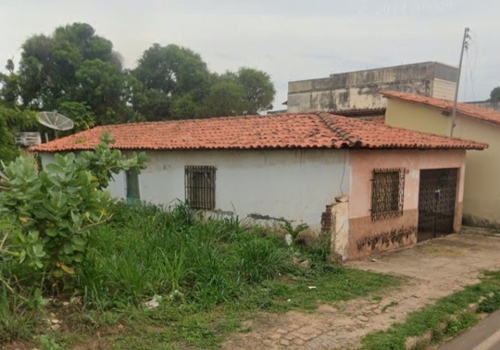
{"left": 360, "top": 270, "right": 500, "bottom": 350}
{"left": 1, "top": 202, "right": 399, "bottom": 349}
{"left": 77, "top": 203, "right": 301, "bottom": 310}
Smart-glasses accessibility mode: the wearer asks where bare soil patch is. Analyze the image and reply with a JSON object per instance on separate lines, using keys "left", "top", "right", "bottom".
{"left": 223, "top": 233, "right": 500, "bottom": 350}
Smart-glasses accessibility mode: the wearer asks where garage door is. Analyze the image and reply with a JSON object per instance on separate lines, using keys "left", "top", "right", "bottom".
{"left": 418, "top": 168, "right": 458, "bottom": 240}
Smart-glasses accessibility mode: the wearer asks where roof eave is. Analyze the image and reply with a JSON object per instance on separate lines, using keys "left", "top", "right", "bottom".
{"left": 381, "top": 92, "right": 500, "bottom": 127}
{"left": 32, "top": 145, "right": 487, "bottom": 153}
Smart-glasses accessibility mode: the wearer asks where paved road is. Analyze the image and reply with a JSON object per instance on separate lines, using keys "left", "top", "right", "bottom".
{"left": 439, "top": 310, "right": 500, "bottom": 350}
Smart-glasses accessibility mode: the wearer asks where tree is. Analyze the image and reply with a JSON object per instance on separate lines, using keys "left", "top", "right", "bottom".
{"left": 58, "top": 101, "right": 95, "bottom": 132}
{"left": 136, "top": 90, "right": 171, "bottom": 121}
{"left": 0, "top": 114, "right": 18, "bottom": 162}
{"left": 133, "top": 44, "right": 211, "bottom": 120}
{"left": 0, "top": 133, "right": 148, "bottom": 289}
{"left": 133, "top": 45, "right": 276, "bottom": 119}
{"left": 198, "top": 69, "right": 276, "bottom": 118}
{"left": 0, "top": 59, "right": 38, "bottom": 162}
{"left": 170, "top": 94, "right": 199, "bottom": 120}
{"left": 16, "top": 23, "right": 131, "bottom": 125}
{"left": 200, "top": 77, "right": 248, "bottom": 117}
{"left": 0, "top": 60, "right": 20, "bottom": 106}
{"left": 0, "top": 106, "right": 37, "bottom": 162}
{"left": 236, "top": 68, "right": 275, "bottom": 114}
{"left": 74, "top": 59, "right": 126, "bottom": 124}
{"left": 134, "top": 44, "right": 211, "bottom": 97}
{"left": 9, "top": 23, "right": 277, "bottom": 125}
{"left": 490, "top": 87, "right": 500, "bottom": 102}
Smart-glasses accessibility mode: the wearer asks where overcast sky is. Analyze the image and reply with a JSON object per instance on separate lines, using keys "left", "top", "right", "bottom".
{"left": 1, "top": 0, "right": 498, "bottom": 109}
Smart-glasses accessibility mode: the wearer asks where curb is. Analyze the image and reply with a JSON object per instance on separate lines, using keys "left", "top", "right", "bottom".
{"left": 459, "top": 227, "right": 500, "bottom": 238}
{"left": 404, "top": 293, "right": 494, "bottom": 350}
{"left": 460, "top": 231, "right": 500, "bottom": 238}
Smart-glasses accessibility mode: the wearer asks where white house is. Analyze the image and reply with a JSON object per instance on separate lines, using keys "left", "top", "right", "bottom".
{"left": 32, "top": 113, "right": 486, "bottom": 260}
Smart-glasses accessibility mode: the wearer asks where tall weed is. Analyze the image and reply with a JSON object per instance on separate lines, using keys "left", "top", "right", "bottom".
{"left": 0, "top": 202, "right": 404, "bottom": 349}
{"left": 0, "top": 291, "right": 35, "bottom": 343}
{"left": 76, "top": 203, "right": 297, "bottom": 310}
{"left": 236, "top": 234, "right": 295, "bottom": 283}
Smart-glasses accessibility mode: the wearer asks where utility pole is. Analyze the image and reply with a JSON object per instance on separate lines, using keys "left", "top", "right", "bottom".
{"left": 449, "top": 27, "right": 470, "bottom": 137}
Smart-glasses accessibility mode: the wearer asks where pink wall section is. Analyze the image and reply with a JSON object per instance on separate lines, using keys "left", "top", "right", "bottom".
{"left": 349, "top": 150, "right": 466, "bottom": 220}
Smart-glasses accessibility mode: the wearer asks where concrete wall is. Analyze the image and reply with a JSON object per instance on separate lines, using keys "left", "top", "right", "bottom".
{"left": 385, "top": 98, "right": 450, "bottom": 135}
{"left": 453, "top": 117, "right": 500, "bottom": 227}
{"left": 385, "top": 98, "right": 500, "bottom": 227}
{"left": 348, "top": 149, "right": 466, "bottom": 259}
{"left": 39, "top": 149, "right": 351, "bottom": 232}
{"left": 287, "top": 62, "right": 457, "bottom": 113}
{"left": 432, "top": 78, "right": 457, "bottom": 100}
{"left": 328, "top": 199, "right": 349, "bottom": 262}
{"left": 40, "top": 153, "right": 56, "bottom": 168}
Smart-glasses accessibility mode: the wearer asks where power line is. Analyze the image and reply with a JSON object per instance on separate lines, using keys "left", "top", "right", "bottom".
{"left": 467, "top": 30, "right": 478, "bottom": 101}
{"left": 461, "top": 30, "right": 480, "bottom": 102}
{"left": 462, "top": 47, "right": 475, "bottom": 101}
{"left": 465, "top": 51, "right": 475, "bottom": 101}
{"left": 463, "top": 56, "right": 468, "bottom": 101}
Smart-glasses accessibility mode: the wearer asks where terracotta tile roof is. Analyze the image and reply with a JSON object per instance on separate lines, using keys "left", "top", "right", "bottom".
{"left": 333, "top": 108, "right": 386, "bottom": 125}
{"left": 381, "top": 90, "right": 500, "bottom": 126}
{"left": 334, "top": 107, "right": 386, "bottom": 118}
{"left": 356, "top": 116, "right": 385, "bottom": 124}
{"left": 30, "top": 113, "right": 487, "bottom": 153}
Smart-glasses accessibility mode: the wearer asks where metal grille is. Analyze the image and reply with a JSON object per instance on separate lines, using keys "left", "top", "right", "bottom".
{"left": 371, "top": 168, "right": 405, "bottom": 221}
{"left": 418, "top": 168, "right": 458, "bottom": 235}
{"left": 185, "top": 166, "right": 216, "bottom": 210}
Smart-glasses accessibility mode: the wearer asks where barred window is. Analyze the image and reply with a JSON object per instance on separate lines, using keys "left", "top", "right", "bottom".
{"left": 185, "top": 166, "right": 216, "bottom": 210}
{"left": 371, "top": 168, "right": 405, "bottom": 221}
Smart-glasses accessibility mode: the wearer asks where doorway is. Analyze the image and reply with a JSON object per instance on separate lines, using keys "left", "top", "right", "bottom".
{"left": 417, "top": 168, "right": 459, "bottom": 242}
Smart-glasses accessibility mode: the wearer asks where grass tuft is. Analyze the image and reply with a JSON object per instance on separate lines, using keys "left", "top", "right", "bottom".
{"left": 1, "top": 202, "right": 399, "bottom": 349}
{"left": 360, "top": 270, "right": 500, "bottom": 350}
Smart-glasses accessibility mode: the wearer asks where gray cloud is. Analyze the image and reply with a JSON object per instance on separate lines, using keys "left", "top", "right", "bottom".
{"left": 0, "top": 0, "right": 498, "bottom": 108}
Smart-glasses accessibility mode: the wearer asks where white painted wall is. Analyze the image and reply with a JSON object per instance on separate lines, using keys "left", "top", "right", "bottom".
{"left": 140, "top": 149, "right": 350, "bottom": 230}
{"left": 40, "top": 149, "right": 351, "bottom": 231}
{"left": 40, "top": 149, "right": 350, "bottom": 230}
{"left": 108, "top": 171, "right": 126, "bottom": 200}
{"left": 40, "top": 153, "right": 56, "bottom": 168}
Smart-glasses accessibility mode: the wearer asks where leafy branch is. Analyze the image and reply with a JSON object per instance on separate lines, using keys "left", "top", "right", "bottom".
{"left": 0, "top": 132, "right": 147, "bottom": 289}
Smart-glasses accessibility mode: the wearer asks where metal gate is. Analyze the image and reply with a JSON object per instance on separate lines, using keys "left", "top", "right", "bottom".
{"left": 418, "top": 168, "right": 458, "bottom": 238}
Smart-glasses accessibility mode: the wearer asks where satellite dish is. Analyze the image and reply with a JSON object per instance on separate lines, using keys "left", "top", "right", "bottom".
{"left": 38, "top": 111, "right": 74, "bottom": 131}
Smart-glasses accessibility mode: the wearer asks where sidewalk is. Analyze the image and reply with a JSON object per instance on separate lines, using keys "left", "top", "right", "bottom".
{"left": 438, "top": 310, "right": 500, "bottom": 350}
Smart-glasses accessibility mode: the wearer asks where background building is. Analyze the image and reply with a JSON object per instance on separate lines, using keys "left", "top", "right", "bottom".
{"left": 383, "top": 90, "right": 500, "bottom": 228}
{"left": 287, "top": 62, "right": 458, "bottom": 113}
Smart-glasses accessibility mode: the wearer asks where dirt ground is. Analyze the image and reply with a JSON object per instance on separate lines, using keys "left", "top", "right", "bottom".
{"left": 222, "top": 232, "right": 500, "bottom": 350}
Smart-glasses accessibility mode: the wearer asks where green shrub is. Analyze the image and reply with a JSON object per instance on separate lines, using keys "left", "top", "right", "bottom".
{"left": 0, "top": 132, "right": 147, "bottom": 291}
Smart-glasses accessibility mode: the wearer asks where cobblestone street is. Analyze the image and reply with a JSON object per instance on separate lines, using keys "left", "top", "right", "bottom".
{"left": 223, "top": 233, "right": 500, "bottom": 350}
